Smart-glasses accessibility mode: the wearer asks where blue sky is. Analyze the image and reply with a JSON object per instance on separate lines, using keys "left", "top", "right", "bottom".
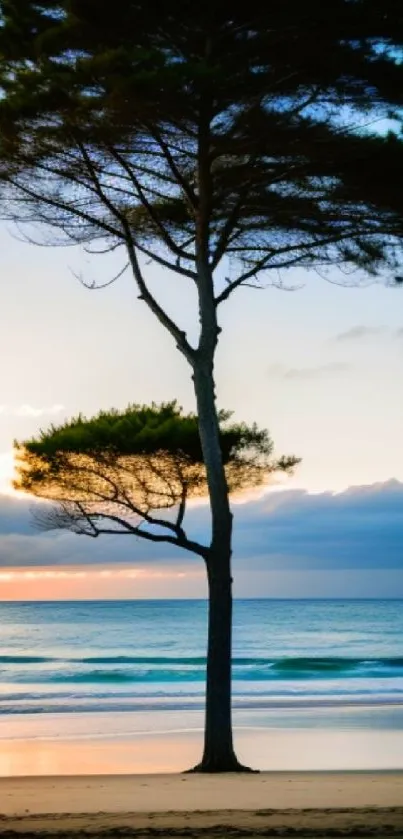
{"left": 1, "top": 222, "right": 402, "bottom": 598}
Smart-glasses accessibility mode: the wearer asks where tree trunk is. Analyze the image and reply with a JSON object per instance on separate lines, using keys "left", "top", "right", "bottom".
{"left": 189, "top": 362, "right": 253, "bottom": 772}
{"left": 193, "top": 556, "right": 246, "bottom": 771}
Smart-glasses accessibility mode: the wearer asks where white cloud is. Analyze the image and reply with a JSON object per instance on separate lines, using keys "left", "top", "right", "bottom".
{"left": 0, "top": 404, "right": 65, "bottom": 418}
{"left": 15, "top": 403, "right": 65, "bottom": 418}
{"left": 334, "top": 325, "right": 387, "bottom": 342}
{"left": 268, "top": 362, "right": 350, "bottom": 380}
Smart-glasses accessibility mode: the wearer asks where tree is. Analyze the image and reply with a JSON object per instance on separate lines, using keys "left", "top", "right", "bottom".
{"left": 14, "top": 402, "right": 298, "bottom": 771}
{"left": 1, "top": 0, "right": 403, "bottom": 770}
{"left": 15, "top": 402, "right": 297, "bottom": 541}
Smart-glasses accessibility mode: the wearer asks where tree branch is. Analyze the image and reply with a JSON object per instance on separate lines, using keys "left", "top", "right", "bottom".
{"left": 75, "top": 139, "right": 129, "bottom": 231}
{"left": 5, "top": 178, "right": 121, "bottom": 239}
{"left": 150, "top": 129, "right": 198, "bottom": 213}
{"left": 76, "top": 261, "right": 129, "bottom": 290}
{"left": 107, "top": 145, "right": 195, "bottom": 262}
{"left": 211, "top": 186, "right": 251, "bottom": 270}
{"left": 215, "top": 252, "right": 275, "bottom": 304}
{"left": 176, "top": 483, "right": 187, "bottom": 532}
{"left": 47, "top": 143, "right": 196, "bottom": 360}
{"left": 134, "top": 240, "right": 198, "bottom": 281}
{"left": 81, "top": 510, "right": 207, "bottom": 558}
{"left": 117, "top": 483, "right": 187, "bottom": 538}
{"left": 124, "top": 230, "right": 196, "bottom": 363}
{"left": 215, "top": 227, "right": 393, "bottom": 304}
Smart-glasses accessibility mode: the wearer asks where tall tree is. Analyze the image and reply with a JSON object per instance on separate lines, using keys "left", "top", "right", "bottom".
{"left": 0, "top": 0, "right": 402, "bottom": 770}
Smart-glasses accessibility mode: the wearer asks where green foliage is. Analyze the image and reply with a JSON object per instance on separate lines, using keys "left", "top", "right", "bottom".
{"left": 16, "top": 401, "right": 274, "bottom": 465}
{"left": 14, "top": 403, "right": 299, "bottom": 545}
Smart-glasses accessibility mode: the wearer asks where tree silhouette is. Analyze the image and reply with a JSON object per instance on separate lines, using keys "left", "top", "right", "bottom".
{"left": 1, "top": 0, "right": 403, "bottom": 769}
{"left": 15, "top": 402, "right": 296, "bottom": 546}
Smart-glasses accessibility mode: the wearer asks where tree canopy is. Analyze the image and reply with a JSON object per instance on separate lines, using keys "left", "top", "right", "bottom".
{"left": 14, "top": 403, "right": 298, "bottom": 554}
{"left": 0, "top": 0, "right": 402, "bottom": 323}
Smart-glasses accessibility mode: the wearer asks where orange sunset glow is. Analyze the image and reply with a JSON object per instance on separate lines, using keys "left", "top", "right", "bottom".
{"left": 0, "top": 566, "right": 206, "bottom": 600}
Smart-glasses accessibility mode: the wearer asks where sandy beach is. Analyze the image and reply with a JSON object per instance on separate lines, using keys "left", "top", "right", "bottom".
{"left": 0, "top": 772, "right": 403, "bottom": 835}
{"left": 1, "top": 707, "right": 403, "bottom": 836}
{"left": 2, "top": 707, "right": 403, "bottom": 777}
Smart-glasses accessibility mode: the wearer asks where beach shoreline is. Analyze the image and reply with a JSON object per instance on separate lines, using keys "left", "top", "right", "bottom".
{"left": 1, "top": 773, "right": 403, "bottom": 835}
{"left": 2, "top": 602, "right": 403, "bottom": 834}
{"left": 1, "top": 706, "right": 403, "bottom": 776}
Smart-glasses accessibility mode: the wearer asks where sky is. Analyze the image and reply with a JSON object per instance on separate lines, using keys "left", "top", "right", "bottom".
{"left": 1, "top": 223, "right": 403, "bottom": 599}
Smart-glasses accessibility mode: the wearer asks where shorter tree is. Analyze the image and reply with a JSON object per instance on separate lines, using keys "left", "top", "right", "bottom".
{"left": 14, "top": 401, "right": 299, "bottom": 770}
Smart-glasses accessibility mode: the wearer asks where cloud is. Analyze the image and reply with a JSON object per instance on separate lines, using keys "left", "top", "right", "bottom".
{"left": 267, "top": 362, "right": 350, "bottom": 380}
{"left": 0, "top": 404, "right": 65, "bottom": 418}
{"left": 331, "top": 325, "right": 403, "bottom": 344}
{"left": 334, "top": 326, "right": 386, "bottom": 342}
{"left": 230, "top": 479, "right": 403, "bottom": 571}
{"left": 0, "top": 481, "right": 402, "bottom": 589}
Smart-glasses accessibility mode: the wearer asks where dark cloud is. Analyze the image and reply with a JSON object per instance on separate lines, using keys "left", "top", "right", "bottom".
{"left": 1, "top": 481, "right": 402, "bottom": 582}
{"left": 0, "top": 495, "right": 181, "bottom": 566}
{"left": 0, "top": 495, "right": 35, "bottom": 536}
{"left": 231, "top": 480, "right": 403, "bottom": 571}
{"left": 334, "top": 326, "right": 386, "bottom": 342}
{"left": 268, "top": 362, "right": 350, "bottom": 380}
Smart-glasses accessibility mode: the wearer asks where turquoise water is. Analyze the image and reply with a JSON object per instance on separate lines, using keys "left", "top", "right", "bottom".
{"left": 0, "top": 599, "right": 402, "bottom": 714}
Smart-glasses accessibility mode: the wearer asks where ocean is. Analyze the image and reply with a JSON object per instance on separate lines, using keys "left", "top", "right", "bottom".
{"left": 1, "top": 598, "right": 403, "bottom": 716}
